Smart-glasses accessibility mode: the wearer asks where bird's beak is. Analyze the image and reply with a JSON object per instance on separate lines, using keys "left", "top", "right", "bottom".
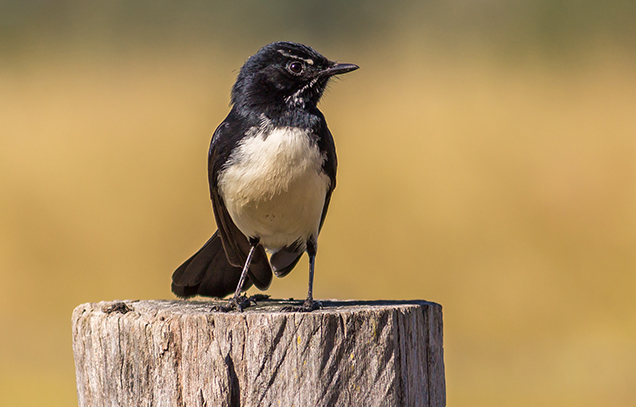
{"left": 320, "top": 63, "right": 359, "bottom": 77}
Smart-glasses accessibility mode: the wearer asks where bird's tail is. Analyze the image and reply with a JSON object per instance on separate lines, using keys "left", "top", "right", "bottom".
{"left": 171, "top": 231, "right": 272, "bottom": 298}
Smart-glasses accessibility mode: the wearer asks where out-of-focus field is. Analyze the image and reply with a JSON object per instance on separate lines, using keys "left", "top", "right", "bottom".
{"left": 1, "top": 17, "right": 636, "bottom": 407}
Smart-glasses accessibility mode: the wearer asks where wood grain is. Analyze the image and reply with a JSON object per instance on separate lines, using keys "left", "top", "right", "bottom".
{"left": 72, "top": 299, "right": 445, "bottom": 407}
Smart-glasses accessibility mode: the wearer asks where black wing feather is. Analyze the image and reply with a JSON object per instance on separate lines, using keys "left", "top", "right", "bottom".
{"left": 207, "top": 109, "right": 273, "bottom": 290}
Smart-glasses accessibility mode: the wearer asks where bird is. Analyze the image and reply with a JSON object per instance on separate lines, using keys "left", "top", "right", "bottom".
{"left": 171, "top": 42, "right": 358, "bottom": 312}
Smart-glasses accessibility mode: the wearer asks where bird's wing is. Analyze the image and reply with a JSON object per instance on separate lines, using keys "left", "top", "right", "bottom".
{"left": 318, "top": 121, "right": 338, "bottom": 232}
{"left": 208, "top": 113, "right": 272, "bottom": 290}
{"left": 209, "top": 182, "right": 248, "bottom": 268}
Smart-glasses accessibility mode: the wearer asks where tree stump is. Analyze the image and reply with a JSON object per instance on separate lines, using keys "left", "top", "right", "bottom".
{"left": 72, "top": 299, "right": 445, "bottom": 407}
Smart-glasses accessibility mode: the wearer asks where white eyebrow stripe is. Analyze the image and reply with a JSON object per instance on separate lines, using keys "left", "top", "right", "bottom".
{"left": 277, "top": 49, "right": 314, "bottom": 65}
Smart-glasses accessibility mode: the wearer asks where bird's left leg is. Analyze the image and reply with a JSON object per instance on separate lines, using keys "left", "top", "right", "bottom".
{"left": 283, "top": 239, "right": 322, "bottom": 312}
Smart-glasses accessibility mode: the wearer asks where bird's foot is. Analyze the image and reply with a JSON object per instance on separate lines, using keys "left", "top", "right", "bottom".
{"left": 281, "top": 299, "right": 322, "bottom": 313}
{"left": 211, "top": 293, "right": 270, "bottom": 312}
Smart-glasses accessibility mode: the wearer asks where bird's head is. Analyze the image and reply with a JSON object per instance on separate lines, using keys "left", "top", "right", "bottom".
{"left": 231, "top": 42, "right": 358, "bottom": 113}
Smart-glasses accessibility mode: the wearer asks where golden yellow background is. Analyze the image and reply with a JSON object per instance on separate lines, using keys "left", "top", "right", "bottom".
{"left": 1, "top": 1, "right": 635, "bottom": 405}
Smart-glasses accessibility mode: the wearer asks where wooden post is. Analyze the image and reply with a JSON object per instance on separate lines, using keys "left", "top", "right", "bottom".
{"left": 72, "top": 299, "right": 445, "bottom": 407}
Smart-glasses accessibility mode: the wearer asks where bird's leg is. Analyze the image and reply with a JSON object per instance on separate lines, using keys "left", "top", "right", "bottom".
{"left": 282, "top": 239, "right": 322, "bottom": 312}
{"left": 212, "top": 238, "right": 259, "bottom": 312}
{"left": 303, "top": 250, "right": 321, "bottom": 311}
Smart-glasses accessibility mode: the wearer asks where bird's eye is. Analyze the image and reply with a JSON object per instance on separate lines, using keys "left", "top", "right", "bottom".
{"left": 287, "top": 61, "right": 304, "bottom": 75}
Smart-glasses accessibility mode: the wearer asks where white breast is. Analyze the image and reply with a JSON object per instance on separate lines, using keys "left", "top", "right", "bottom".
{"left": 217, "top": 126, "right": 331, "bottom": 251}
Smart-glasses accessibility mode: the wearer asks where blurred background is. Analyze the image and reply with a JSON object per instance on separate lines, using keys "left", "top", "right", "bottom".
{"left": 1, "top": 0, "right": 635, "bottom": 405}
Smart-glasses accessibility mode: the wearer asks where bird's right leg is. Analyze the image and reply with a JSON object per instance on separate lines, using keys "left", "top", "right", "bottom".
{"left": 212, "top": 238, "right": 259, "bottom": 312}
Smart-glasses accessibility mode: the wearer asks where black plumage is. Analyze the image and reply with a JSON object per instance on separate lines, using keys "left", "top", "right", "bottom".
{"left": 171, "top": 42, "right": 358, "bottom": 311}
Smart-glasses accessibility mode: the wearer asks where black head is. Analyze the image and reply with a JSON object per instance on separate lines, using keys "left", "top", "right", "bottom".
{"left": 231, "top": 42, "right": 358, "bottom": 113}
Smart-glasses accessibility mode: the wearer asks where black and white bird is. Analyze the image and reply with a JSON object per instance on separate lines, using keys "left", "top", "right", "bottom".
{"left": 171, "top": 42, "right": 358, "bottom": 311}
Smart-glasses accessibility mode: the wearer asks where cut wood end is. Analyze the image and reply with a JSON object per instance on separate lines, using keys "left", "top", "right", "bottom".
{"left": 73, "top": 298, "right": 442, "bottom": 318}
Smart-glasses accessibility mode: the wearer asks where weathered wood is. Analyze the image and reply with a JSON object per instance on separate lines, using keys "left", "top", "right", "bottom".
{"left": 72, "top": 299, "right": 445, "bottom": 407}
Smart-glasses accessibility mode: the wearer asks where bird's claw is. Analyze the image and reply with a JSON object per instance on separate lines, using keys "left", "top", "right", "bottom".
{"left": 211, "top": 293, "right": 270, "bottom": 312}
{"left": 281, "top": 299, "right": 322, "bottom": 313}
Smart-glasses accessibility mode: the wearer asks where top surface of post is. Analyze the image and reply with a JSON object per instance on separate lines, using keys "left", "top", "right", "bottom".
{"left": 74, "top": 298, "right": 441, "bottom": 317}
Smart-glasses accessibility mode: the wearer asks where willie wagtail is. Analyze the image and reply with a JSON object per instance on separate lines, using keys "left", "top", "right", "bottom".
{"left": 171, "top": 42, "right": 358, "bottom": 312}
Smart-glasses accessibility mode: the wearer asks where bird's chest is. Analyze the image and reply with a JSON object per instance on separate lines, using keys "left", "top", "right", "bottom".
{"left": 217, "top": 127, "right": 330, "bottom": 246}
